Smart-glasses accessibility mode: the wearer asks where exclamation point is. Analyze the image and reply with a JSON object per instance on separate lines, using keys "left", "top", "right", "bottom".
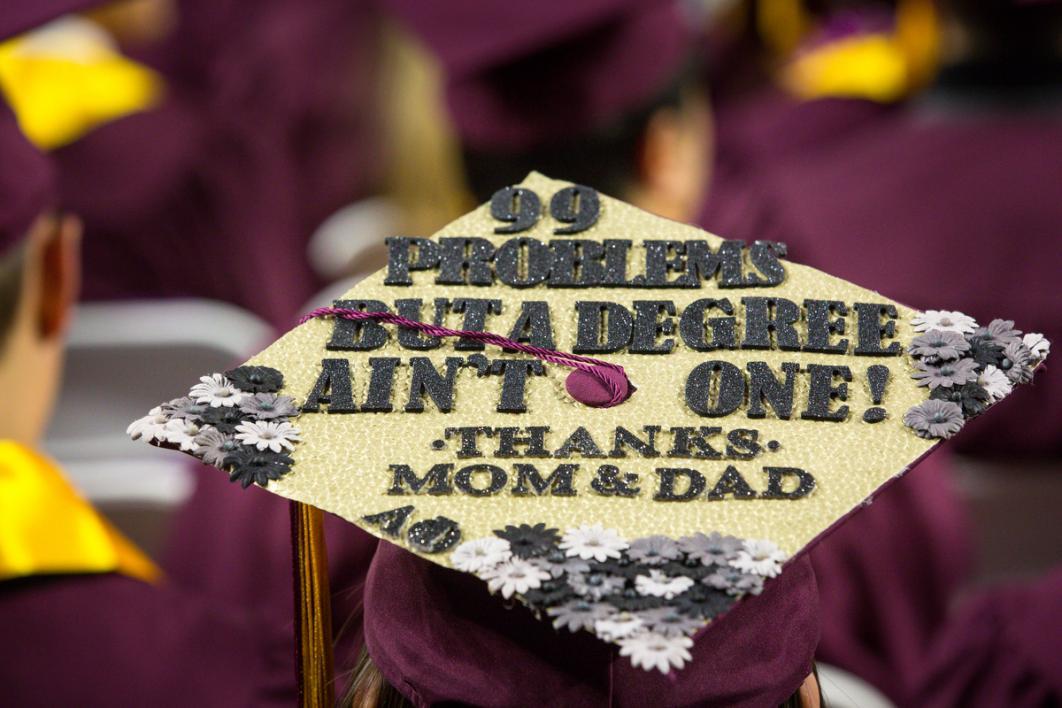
{"left": 863, "top": 365, "right": 890, "bottom": 423}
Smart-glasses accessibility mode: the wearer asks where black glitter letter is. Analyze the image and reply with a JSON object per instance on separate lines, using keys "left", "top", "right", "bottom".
{"left": 301, "top": 358, "right": 357, "bottom": 413}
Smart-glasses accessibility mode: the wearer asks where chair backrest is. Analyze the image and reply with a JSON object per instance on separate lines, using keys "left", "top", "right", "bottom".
{"left": 817, "top": 662, "right": 895, "bottom": 708}
{"left": 44, "top": 299, "right": 272, "bottom": 508}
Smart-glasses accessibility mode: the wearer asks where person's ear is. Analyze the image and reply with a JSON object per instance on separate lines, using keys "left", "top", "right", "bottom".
{"left": 37, "top": 214, "right": 82, "bottom": 340}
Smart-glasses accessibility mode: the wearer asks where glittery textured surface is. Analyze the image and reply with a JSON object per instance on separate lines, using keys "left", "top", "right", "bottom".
{"left": 234, "top": 173, "right": 937, "bottom": 563}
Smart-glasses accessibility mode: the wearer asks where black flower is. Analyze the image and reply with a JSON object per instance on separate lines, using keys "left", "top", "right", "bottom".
{"left": 966, "top": 337, "right": 1004, "bottom": 367}
{"left": 225, "top": 450, "right": 294, "bottom": 488}
{"left": 522, "top": 582, "right": 577, "bottom": 609}
{"left": 493, "top": 523, "right": 561, "bottom": 558}
{"left": 658, "top": 561, "right": 713, "bottom": 580}
{"left": 930, "top": 381, "right": 990, "bottom": 417}
{"left": 674, "top": 584, "right": 735, "bottom": 620}
{"left": 199, "top": 405, "right": 250, "bottom": 434}
{"left": 225, "top": 365, "right": 285, "bottom": 394}
{"left": 594, "top": 559, "right": 643, "bottom": 580}
{"left": 602, "top": 589, "right": 666, "bottom": 612}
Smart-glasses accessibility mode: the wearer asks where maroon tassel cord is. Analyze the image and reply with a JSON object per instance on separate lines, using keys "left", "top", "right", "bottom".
{"left": 300, "top": 307, "right": 633, "bottom": 407}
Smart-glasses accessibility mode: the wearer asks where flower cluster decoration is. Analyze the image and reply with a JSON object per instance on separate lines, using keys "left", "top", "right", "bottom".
{"left": 127, "top": 365, "right": 301, "bottom": 488}
{"left": 903, "top": 311, "right": 1049, "bottom": 440}
{"left": 451, "top": 523, "right": 787, "bottom": 674}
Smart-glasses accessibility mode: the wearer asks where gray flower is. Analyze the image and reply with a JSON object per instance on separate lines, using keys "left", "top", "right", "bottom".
{"left": 677, "top": 532, "right": 742, "bottom": 566}
{"left": 703, "top": 566, "right": 764, "bottom": 596}
{"left": 163, "top": 396, "right": 210, "bottom": 421}
{"left": 193, "top": 428, "right": 241, "bottom": 466}
{"left": 911, "top": 358, "right": 979, "bottom": 389}
{"left": 908, "top": 330, "right": 970, "bottom": 362}
{"left": 970, "top": 320, "right": 1022, "bottom": 348}
{"left": 627, "top": 536, "right": 681, "bottom": 566}
{"left": 902, "top": 400, "right": 965, "bottom": 439}
{"left": 1001, "top": 342, "right": 1034, "bottom": 384}
{"left": 636, "top": 607, "right": 706, "bottom": 638}
{"left": 239, "top": 393, "right": 299, "bottom": 420}
{"left": 547, "top": 600, "right": 615, "bottom": 633}
{"left": 568, "top": 571, "right": 628, "bottom": 600}
{"left": 986, "top": 319, "right": 1023, "bottom": 345}
{"left": 529, "top": 551, "right": 591, "bottom": 579}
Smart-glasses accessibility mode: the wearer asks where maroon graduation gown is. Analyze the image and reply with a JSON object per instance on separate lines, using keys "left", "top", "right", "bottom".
{"left": 697, "top": 83, "right": 1062, "bottom": 702}
{"left": 162, "top": 462, "right": 379, "bottom": 691}
{"left": 914, "top": 568, "right": 1062, "bottom": 707}
{"left": 0, "top": 572, "right": 294, "bottom": 706}
{"left": 808, "top": 452, "right": 970, "bottom": 705}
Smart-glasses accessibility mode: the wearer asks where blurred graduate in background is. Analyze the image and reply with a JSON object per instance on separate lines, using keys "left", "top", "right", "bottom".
{"left": 1, "top": 0, "right": 382, "bottom": 328}
{"left": 703, "top": 0, "right": 1061, "bottom": 458}
{"left": 0, "top": 14, "right": 295, "bottom": 697}
{"left": 702, "top": 1, "right": 1061, "bottom": 702}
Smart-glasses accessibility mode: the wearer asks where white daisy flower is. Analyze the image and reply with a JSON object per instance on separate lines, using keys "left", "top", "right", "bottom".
{"left": 634, "top": 570, "right": 695, "bottom": 599}
{"left": 481, "top": 558, "right": 550, "bottom": 599}
{"left": 593, "top": 612, "right": 644, "bottom": 642}
{"left": 1022, "top": 333, "right": 1051, "bottom": 363}
{"left": 126, "top": 407, "right": 169, "bottom": 443}
{"left": 161, "top": 418, "right": 201, "bottom": 452}
{"left": 618, "top": 633, "right": 694, "bottom": 674}
{"left": 911, "top": 310, "right": 977, "bottom": 335}
{"left": 559, "top": 524, "right": 629, "bottom": 562}
{"left": 190, "top": 373, "right": 244, "bottom": 408}
{"left": 729, "top": 539, "right": 787, "bottom": 578}
{"left": 451, "top": 538, "right": 512, "bottom": 574}
{"left": 978, "top": 364, "right": 1013, "bottom": 403}
{"left": 234, "top": 420, "right": 301, "bottom": 453}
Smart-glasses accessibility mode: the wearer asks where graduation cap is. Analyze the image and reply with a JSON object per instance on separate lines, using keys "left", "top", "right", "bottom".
{"left": 380, "top": 0, "right": 698, "bottom": 151}
{"left": 131, "top": 173, "right": 1049, "bottom": 704}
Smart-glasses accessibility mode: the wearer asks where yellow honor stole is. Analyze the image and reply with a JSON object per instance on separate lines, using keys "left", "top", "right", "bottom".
{"left": 0, "top": 440, "right": 159, "bottom": 583}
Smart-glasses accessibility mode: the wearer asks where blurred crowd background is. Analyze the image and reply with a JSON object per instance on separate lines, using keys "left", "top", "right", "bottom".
{"left": 2, "top": 0, "right": 1060, "bottom": 705}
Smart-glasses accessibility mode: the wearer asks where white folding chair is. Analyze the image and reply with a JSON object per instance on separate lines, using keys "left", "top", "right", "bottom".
{"left": 44, "top": 299, "right": 272, "bottom": 553}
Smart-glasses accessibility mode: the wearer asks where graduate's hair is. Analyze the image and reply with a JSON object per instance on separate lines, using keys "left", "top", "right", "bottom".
{"left": 338, "top": 648, "right": 821, "bottom": 708}
{"left": 0, "top": 243, "right": 25, "bottom": 355}
{"left": 460, "top": 62, "right": 701, "bottom": 204}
